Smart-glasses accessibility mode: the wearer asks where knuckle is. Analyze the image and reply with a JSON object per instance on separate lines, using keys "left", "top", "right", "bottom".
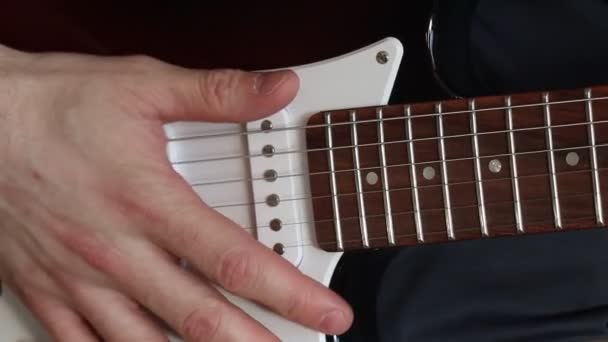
{"left": 120, "top": 54, "right": 163, "bottom": 70}
{"left": 196, "top": 69, "right": 243, "bottom": 113}
{"left": 181, "top": 306, "right": 222, "bottom": 342}
{"left": 169, "top": 223, "right": 204, "bottom": 256}
{"left": 57, "top": 229, "right": 124, "bottom": 277}
{"left": 105, "top": 190, "right": 165, "bottom": 231}
{"left": 216, "top": 249, "right": 259, "bottom": 292}
{"left": 284, "top": 287, "right": 311, "bottom": 320}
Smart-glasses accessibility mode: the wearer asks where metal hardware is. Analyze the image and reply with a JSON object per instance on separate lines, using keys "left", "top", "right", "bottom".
{"left": 506, "top": 96, "right": 524, "bottom": 233}
{"left": 273, "top": 243, "right": 285, "bottom": 255}
{"left": 266, "top": 194, "right": 280, "bottom": 207}
{"left": 263, "top": 169, "right": 278, "bottom": 182}
{"left": 585, "top": 88, "right": 604, "bottom": 226}
{"left": 405, "top": 105, "right": 424, "bottom": 243}
{"left": 436, "top": 103, "right": 455, "bottom": 240}
{"left": 469, "top": 99, "right": 489, "bottom": 237}
{"left": 325, "top": 112, "right": 344, "bottom": 251}
{"left": 261, "top": 120, "right": 273, "bottom": 131}
{"left": 376, "top": 51, "right": 389, "bottom": 64}
{"left": 543, "top": 93, "right": 563, "bottom": 229}
{"left": 262, "top": 144, "right": 275, "bottom": 157}
{"left": 377, "top": 108, "right": 395, "bottom": 246}
{"left": 350, "top": 110, "right": 370, "bottom": 248}
{"left": 270, "top": 218, "right": 282, "bottom": 232}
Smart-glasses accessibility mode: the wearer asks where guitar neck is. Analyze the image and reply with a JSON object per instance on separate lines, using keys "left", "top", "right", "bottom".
{"left": 305, "top": 85, "right": 608, "bottom": 252}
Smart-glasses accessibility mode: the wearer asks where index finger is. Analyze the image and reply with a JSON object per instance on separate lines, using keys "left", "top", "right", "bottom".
{"left": 146, "top": 177, "right": 353, "bottom": 336}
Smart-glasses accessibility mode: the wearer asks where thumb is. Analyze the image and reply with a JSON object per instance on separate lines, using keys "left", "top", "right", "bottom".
{"left": 155, "top": 68, "right": 299, "bottom": 123}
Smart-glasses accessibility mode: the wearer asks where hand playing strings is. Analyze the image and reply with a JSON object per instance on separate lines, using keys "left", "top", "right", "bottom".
{"left": 0, "top": 44, "right": 353, "bottom": 341}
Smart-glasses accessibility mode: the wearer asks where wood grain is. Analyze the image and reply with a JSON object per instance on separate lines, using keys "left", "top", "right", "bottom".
{"left": 306, "top": 85, "right": 608, "bottom": 252}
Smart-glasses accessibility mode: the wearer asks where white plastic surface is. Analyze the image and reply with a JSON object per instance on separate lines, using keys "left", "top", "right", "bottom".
{"left": 0, "top": 37, "right": 403, "bottom": 342}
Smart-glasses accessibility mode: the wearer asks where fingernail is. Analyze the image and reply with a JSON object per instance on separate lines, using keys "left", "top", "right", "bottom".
{"left": 319, "top": 310, "right": 348, "bottom": 334}
{"left": 254, "top": 70, "right": 290, "bottom": 95}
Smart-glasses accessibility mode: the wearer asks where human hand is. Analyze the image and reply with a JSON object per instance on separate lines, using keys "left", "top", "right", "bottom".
{"left": 0, "top": 44, "right": 353, "bottom": 341}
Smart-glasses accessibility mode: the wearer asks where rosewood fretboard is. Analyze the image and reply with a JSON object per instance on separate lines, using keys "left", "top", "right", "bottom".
{"left": 305, "top": 86, "right": 608, "bottom": 252}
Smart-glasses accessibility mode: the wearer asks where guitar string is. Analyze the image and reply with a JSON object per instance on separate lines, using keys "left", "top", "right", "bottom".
{"left": 279, "top": 214, "right": 599, "bottom": 250}
{"left": 166, "top": 95, "right": 608, "bottom": 243}
{"left": 166, "top": 95, "right": 608, "bottom": 142}
{"left": 206, "top": 142, "right": 608, "bottom": 210}
{"left": 241, "top": 191, "right": 608, "bottom": 231}
{"left": 188, "top": 121, "right": 608, "bottom": 187}
{"left": 170, "top": 116, "right": 608, "bottom": 166}
{"left": 226, "top": 167, "right": 599, "bottom": 213}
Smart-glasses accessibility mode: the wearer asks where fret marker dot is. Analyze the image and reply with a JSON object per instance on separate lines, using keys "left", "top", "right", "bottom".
{"left": 423, "top": 166, "right": 435, "bottom": 180}
{"left": 366, "top": 172, "right": 379, "bottom": 185}
{"left": 489, "top": 159, "right": 502, "bottom": 173}
{"left": 566, "top": 152, "right": 580, "bottom": 166}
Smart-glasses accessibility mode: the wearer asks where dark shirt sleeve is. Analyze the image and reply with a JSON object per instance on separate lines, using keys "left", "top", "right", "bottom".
{"left": 369, "top": 1, "right": 608, "bottom": 341}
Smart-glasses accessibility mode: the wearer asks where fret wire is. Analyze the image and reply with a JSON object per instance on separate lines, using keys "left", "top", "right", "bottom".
{"left": 169, "top": 95, "right": 608, "bottom": 142}
{"left": 311, "top": 214, "right": 598, "bottom": 250}
{"left": 266, "top": 213, "right": 599, "bottom": 250}
{"left": 208, "top": 142, "right": 608, "bottom": 211}
{"left": 214, "top": 168, "right": 608, "bottom": 215}
{"left": 585, "top": 89, "right": 605, "bottom": 226}
{"left": 506, "top": 96, "right": 524, "bottom": 233}
{"left": 244, "top": 186, "right": 595, "bottom": 234}
{"left": 543, "top": 93, "right": 563, "bottom": 229}
{"left": 324, "top": 112, "right": 344, "bottom": 251}
{"left": 405, "top": 105, "right": 424, "bottom": 242}
{"left": 436, "top": 103, "right": 455, "bottom": 240}
{"left": 377, "top": 108, "right": 396, "bottom": 246}
{"left": 177, "top": 117, "right": 608, "bottom": 168}
{"left": 350, "top": 110, "right": 370, "bottom": 247}
{"left": 469, "top": 99, "right": 489, "bottom": 237}
{"left": 193, "top": 128, "right": 608, "bottom": 188}
{"left": 213, "top": 163, "right": 605, "bottom": 212}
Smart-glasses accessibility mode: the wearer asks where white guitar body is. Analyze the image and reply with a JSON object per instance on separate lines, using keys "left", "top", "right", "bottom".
{"left": 0, "top": 37, "right": 403, "bottom": 342}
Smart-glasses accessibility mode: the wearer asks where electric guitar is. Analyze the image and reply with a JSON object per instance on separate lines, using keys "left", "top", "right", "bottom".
{"left": 2, "top": 34, "right": 608, "bottom": 341}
